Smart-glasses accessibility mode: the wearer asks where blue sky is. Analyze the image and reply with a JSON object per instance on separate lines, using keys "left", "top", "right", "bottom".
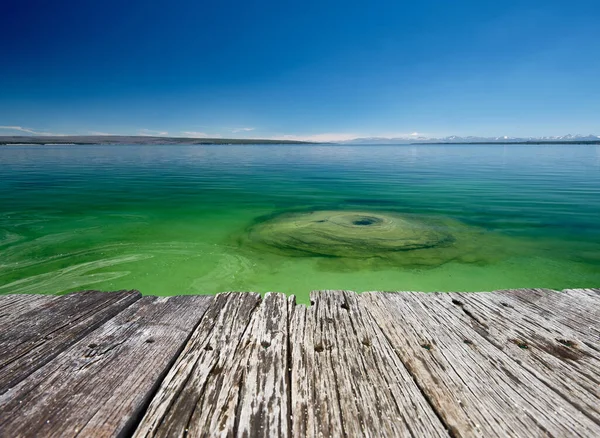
{"left": 1, "top": 0, "right": 599, "bottom": 141}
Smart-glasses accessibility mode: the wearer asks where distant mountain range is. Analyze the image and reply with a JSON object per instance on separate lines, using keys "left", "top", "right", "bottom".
{"left": 340, "top": 134, "right": 600, "bottom": 144}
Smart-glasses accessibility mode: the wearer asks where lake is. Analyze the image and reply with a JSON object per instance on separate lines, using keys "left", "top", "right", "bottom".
{"left": 1, "top": 143, "right": 599, "bottom": 303}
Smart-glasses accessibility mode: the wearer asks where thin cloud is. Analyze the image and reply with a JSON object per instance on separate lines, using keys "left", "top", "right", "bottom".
{"left": 181, "top": 131, "right": 222, "bottom": 138}
{"left": 275, "top": 133, "right": 361, "bottom": 142}
{"left": 181, "top": 131, "right": 207, "bottom": 137}
{"left": 268, "top": 132, "right": 434, "bottom": 142}
{"left": 359, "top": 132, "right": 431, "bottom": 139}
{"left": 232, "top": 127, "right": 255, "bottom": 133}
{"left": 0, "top": 125, "right": 65, "bottom": 136}
{"left": 88, "top": 131, "right": 115, "bottom": 136}
{"left": 139, "top": 129, "right": 168, "bottom": 136}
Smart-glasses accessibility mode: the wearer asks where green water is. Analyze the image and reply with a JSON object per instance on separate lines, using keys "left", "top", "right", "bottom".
{"left": 1, "top": 144, "right": 599, "bottom": 303}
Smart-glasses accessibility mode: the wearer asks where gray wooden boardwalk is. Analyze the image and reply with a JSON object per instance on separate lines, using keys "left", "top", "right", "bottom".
{"left": 0, "top": 288, "right": 598, "bottom": 437}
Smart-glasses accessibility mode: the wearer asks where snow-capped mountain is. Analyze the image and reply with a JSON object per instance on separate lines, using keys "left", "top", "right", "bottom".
{"left": 340, "top": 134, "right": 600, "bottom": 144}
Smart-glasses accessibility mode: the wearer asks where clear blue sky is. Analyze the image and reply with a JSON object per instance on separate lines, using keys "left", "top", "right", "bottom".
{"left": 1, "top": 0, "right": 599, "bottom": 140}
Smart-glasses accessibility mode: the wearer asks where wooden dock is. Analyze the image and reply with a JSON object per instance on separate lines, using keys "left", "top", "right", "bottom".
{"left": 0, "top": 288, "right": 598, "bottom": 437}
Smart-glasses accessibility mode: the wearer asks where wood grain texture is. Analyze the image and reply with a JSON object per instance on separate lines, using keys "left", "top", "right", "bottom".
{"left": 290, "top": 290, "right": 448, "bottom": 438}
{"left": 0, "top": 294, "right": 56, "bottom": 325}
{"left": 0, "top": 290, "right": 141, "bottom": 394}
{"left": 361, "top": 291, "right": 600, "bottom": 437}
{"left": 561, "top": 289, "right": 600, "bottom": 334}
{"left": 0, "top": 289, "right": 598, "bottom": 438}
{"left": 446, "top": 290, "right": 600, "bottom": 424}
{"left": 563, "top": 288, "right": 600, "bottom": 299}
{"left": 232, "top": 292, "right": 290, "bottom": 438}
{"left": 0, "top": 295, "right": 212, "bottom": 438}
{"left": 133, "top": 292, "right": 262, "bottom": 438}
{"left": 497, "top": 288, "right": 600, "bottom": 348}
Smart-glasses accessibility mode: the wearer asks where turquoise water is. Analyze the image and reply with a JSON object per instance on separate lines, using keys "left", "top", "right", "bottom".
{"left": 1, "top": 144, "right": 599, "bottom": 303}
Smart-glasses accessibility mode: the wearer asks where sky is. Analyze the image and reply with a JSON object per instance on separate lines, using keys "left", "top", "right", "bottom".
{"left": 1, "top": 0, "right": 599, "bottom": 141}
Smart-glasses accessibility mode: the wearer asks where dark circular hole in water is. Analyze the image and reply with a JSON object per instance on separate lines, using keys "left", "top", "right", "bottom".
{"left": 352, "top": 217, "right": 378, "bottom": 226}
{"left": 245, "top": 210, "right": 456, "bottom": 260}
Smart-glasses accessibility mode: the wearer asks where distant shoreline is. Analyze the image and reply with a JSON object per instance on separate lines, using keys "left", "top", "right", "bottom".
{"left": 0, "top": 135, "right": 314, "bottom": 146}
{"left": 1, "top": 135, "right": 599, "bottom": 146}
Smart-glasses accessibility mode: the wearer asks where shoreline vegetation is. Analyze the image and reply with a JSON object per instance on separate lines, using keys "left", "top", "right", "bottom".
{"left": 1, "top": 135, "right": 600, "bottom": 146}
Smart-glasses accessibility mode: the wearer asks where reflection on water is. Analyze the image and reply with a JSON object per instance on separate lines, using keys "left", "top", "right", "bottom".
{"left": 1, "top": 144, "right": 599, "bottom": 303}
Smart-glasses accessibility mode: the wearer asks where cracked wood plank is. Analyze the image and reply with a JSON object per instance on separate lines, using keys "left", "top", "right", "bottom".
{"left": 361, "top": 291, "right": 600, "bottom": 437}
{"left": 445, "top": 290, "right": 600, "bottom": 425}
{"left": 0, "top": 295, "right": 212, "bottom": 438}
{"left": 0, "top": 294, "right": 56, "bottom": 325}
{"left": 0, "top": 290, "right": 141, "bottom": 394}
{"left": 563, "top": 288, "right": 600, "bottom": 300}
{"left": 557, "top": 289, "right": 600, "bottom": 342}
{"left": 232, "top": 292, "right": 289, "bottom": 438}
{"left": 133, "top": 292, "right": 263, "bottom": 438}
{"left": 495, "top": 289, "right": 600, "bottom": 346}
{"left": 1, "top": 289, "right": 597, "bottom": 437}
{"left": 289, "top": 296, "right": 342, "bottom": 436}
{"left": 290, "top": 290, "right": 448, "bottom": 438}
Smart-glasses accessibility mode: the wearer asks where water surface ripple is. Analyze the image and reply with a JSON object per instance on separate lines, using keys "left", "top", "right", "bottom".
{"left": 1, "top": 144, "right": 599, "bottom": 303}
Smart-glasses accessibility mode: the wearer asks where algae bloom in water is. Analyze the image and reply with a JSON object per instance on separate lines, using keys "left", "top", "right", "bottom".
{"left": 242, "top": 209, "right": 511, "bottom": 271}
{"left": 246, "top": 210, "right": 455, "bottom": 258}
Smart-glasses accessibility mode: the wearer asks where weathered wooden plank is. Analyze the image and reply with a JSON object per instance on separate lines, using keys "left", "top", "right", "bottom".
{"left": 289, "top": 297, "right": 342, "bottom": 436}
{"left": 0, "top": 288, "right": 597, "bottom": 437}
{"left": 446, "top": 290, "right": 600, "bottom": 424}
{"left": 563, "top": 288, "right": 600, "bottom": 300}
{"left": 0, "top": 290, "right": 141, "bottom": 394}
{"left": 0, "top": 294, "right": 57, "bottom": 325}
{"left": 133, "top": 292, "right": 262, "bottom": 438}
{"left": 232, "top": 292, "right": 289, "bottom": 437}
{"left": 496, "top": 288, "right": 600, "bottom": 347}
{"left": 290, "top": 290, "right": 448, "bottom": 438}
{"left": 561, "top": 288, "right": 600, "bottom": 324}
{"left": 0, "top": 295, "right": 212, "bottom": 438}
{"left": 501, "top": 288, "right": 600, "bottom": 320}
{"left": 361, "top": 291, "right": 600, "bottom": 437}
